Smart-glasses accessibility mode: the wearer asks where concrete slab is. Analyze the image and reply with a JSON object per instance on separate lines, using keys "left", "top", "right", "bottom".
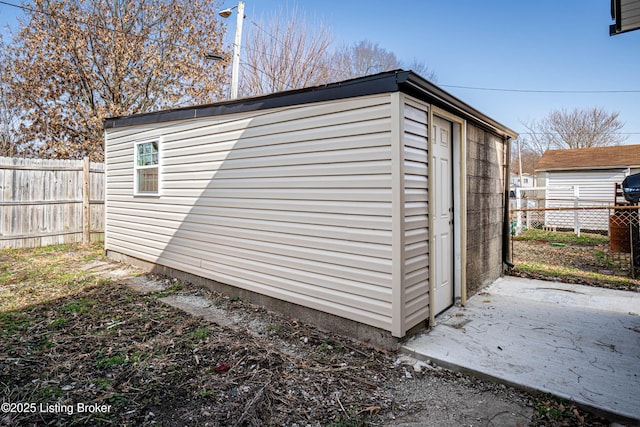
{"left": 402, "top": 276, "right": 640, "bottom": 424}
{"left": 159, "top": 294, "right": 240, "bottom": 330}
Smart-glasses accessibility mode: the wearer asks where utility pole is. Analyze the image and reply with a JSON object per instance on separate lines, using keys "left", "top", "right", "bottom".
{"left": 517, "top": 137, "right": 523, "bottom": 188}
{"left": 230, "top": 1, "right": 244, "bottom": 99}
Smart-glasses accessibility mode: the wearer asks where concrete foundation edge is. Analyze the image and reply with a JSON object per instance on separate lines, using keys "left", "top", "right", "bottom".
{"left": 107, "top": 250, "right": 424, "bottom": 351}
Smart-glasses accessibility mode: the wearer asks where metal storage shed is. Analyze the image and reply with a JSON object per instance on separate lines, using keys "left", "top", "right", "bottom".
{"left": 103, "top": 70, "right": 517, "bottom": 341}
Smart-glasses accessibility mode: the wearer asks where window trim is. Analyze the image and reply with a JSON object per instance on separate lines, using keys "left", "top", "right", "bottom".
{"left": 134, "top": 139, "right": 161, "bottom": 196}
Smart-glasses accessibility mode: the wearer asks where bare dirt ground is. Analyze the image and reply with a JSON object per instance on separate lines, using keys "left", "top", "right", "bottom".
{"left": 0, "top": 245, "right": 612, "bottom": 426}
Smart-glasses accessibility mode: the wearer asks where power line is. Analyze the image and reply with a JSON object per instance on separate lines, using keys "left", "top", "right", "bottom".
{"left": 440, "top": 84, "right": 640, "bottom": 94}
{"left": 238, "top": 61, "right": 294, "bottom": 91}
{"left": 1, "top": 0, "right": 275, "bottom": 73}
{"left": 243, "top": 19, "right": 348, "bottom": 76}
{"left": 240, "top": 17, "right": 640, "bottom": 94}
{"left": 240, "top": 43, "right": 347, "bottom": 77}
{"left": 2, "top": 0, "right": 640, "bottom": 96}
{"left": 241, "top": 21, "right": 640, "bottom": 94}
{"left": 248, "top": 19, "right": 286, "bottom": 48}
{"left": 0, "top": 0, "right": 296, "bottom": 93}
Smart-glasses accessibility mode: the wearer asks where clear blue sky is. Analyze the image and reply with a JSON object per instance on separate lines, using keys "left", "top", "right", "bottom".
{"left": 1, "top": 0, "right": 639, "bottom": 143}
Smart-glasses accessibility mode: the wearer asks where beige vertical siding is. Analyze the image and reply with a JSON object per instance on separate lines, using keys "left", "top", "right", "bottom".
{"left": 105, "top": 94, "right": 397, "bottom": 331}
{"left": 401, "top": 97, "right": 430, "bottom": 329}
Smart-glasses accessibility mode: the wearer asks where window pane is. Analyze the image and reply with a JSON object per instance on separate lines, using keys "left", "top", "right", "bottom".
{"left": 137, "top": 142, "right": 158, "bottom": 166}
{"left": 137, "top": 168, "right": 158, "bottom": 193}
{"left": 137, "top": 144, "right": 145, "bottom": 166}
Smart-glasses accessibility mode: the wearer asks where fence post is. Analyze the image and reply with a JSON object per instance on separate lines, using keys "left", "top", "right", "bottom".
{"left": 516, "top": 187, "right": 522, "bottom": 235}
{"left": 573, "top": 185, "right": 580, "bottom": 237}
{"left": 83, "top": 157, "right": 90, "bottom": 245}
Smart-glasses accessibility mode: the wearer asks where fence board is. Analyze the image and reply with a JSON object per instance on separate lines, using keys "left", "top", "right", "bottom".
{"left": 0, "top": 157, "right": 104, "bottom": 249}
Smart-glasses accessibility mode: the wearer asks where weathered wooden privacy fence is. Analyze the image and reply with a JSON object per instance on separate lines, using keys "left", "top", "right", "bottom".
{"left": 0, "top": 157, "right": 104, "bottom": 249}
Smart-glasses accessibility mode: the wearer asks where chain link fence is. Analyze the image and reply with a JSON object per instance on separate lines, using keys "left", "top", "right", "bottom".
{"left": 510, "top": 200, "right": 640, "bottom": 278}
{"left": 511, "top": 204, "right": 639, "bottom": 238}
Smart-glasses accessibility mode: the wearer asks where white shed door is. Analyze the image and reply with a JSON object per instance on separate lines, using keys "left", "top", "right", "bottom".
{"left": 432, "top": 116, "right": 454, "bottom": 315}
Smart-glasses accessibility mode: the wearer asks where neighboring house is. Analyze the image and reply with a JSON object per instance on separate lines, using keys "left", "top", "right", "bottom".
{"left": 535, "top": 145, "right": 640, "bottom": 229}
{"left": 103, "top": 70, "right": 517, "bottom": 343}
{"left": 510, "top": 172, "right": 536, "bottom": 189}
{"left": 520, "top": 173, "right": 536, "bottom": 188}
{"left": 510, "top": 172, "right": 541, "bottom": 210}
{"left": 536, "top": 145, "right": 640, "bottom": 203}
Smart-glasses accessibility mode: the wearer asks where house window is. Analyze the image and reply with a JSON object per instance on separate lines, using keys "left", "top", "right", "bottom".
{"left": 135, "top": 140, "right": 159, "bottom": 194}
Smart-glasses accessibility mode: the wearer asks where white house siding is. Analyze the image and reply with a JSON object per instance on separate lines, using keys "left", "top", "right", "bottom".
{"left": 401, "top": 97, "right": 429, "bottom": 330}
{"left": 105, "top": 94, "right": 398, "bottom": 332}
{"left": 544, "top": 169, "right": 626, "bottom": 230}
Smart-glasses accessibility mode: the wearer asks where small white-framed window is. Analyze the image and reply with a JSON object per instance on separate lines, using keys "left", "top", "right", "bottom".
{"left": 134, "top": 140, "right": 160, "bottom": 195}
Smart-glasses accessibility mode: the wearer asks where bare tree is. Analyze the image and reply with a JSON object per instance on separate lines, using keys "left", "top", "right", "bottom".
{"left": 519, "top": 120, "right": 557, "bottom": 157}
{"left": 333, "top": 40, "right": 437, "bottom": 82}
{"left": 405, "top": 58, "right": 437, "bottom": 82}
{"left": 240, "top": 19, "right": 438, "bottom": 99}
{"left": 0, "top": 0, "right": 228, "bottom": 161}
{"left": 332, "top": 40, "right": 398, "bottom": 78}
{"left": 522, "top": 107, "right": 627, "bottom": 155}
{"left": 240, "top": 7, "right": 334, "bottom": 97}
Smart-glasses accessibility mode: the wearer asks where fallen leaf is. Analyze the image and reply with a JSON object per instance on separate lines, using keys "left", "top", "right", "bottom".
{"left": 214, "top": 362, "right": 231, "bottom": 373}
{"left": 359, "top": 405, "right": 381, "bottom": 415}
{"left": 572, "top": 408, "right": 584, "bottom": 423}
{"left": 98, "top": 392, "right": 115, "bottom": 401}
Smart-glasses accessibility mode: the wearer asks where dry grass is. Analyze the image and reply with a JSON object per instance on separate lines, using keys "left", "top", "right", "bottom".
{"left": 0, "top": 244, "right": 613, "bottom": 426}
{"left": 0, "top": 244, "right": 397, "bottom": 426}
{"left": 0, "top": 244, "right": 106, "bottom": 312}
{"left": 511, "top": 234, "right": 640, "bottom": 292}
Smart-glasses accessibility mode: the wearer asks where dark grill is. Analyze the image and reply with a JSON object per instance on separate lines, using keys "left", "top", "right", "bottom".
{"left": 622, "top": 173, "right": 640, "bottom": 204}
{"left": 621, "top": 173, "right": 640, "bottom": 277}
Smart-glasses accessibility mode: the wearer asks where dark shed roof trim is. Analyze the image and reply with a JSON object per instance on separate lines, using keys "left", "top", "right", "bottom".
{"left": 104, "top": 70, "right": 518, "bottom": 140}
{"left": 399, "top": 72, "right": 517, "bottom": 139}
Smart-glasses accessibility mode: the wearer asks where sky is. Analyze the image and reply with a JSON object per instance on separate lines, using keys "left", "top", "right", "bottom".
{"left": 1, "top": 0, "right": 639, "bottom": 143}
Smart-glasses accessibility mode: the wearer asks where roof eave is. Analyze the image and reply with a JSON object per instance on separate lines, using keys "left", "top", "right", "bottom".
{"left": 399, "top": 72, "right": 518, "bottom": 140}
{"left": 104, "top": 69, "right": 519, "bottom": 140}
{"left": 536, "top": 165, "right": 640, "bottom": 172}
{"left": 104, "top": 72, "right": 401, "bottom": 129}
